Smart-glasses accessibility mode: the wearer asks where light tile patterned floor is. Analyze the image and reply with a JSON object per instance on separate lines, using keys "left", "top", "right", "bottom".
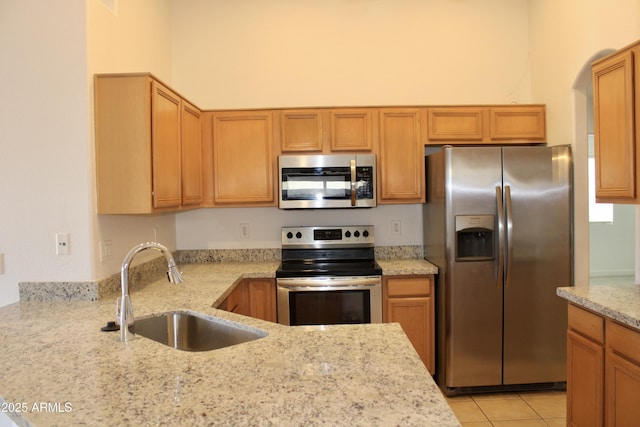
{"left": 445, "top": 391, "right": 566, "bottom": 426}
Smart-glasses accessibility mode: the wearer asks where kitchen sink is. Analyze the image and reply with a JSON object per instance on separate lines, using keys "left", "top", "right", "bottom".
{"left": 130, "top": 311, "right": 267, "bottom": 351}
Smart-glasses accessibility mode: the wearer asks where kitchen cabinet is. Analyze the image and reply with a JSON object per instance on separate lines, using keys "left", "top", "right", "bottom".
{"left": 383, "top": 275, "right": 435, "bottom": 373}
{"left": 426, "top": 105, "right": 546, "bottom": 144}
{"left": 329, "top": 109, "right": 375, "bottom": 151}
{"left": 605, "top": 320, "right": 640, "bottom": 426}
{"left": 592, "top": 40, "right": 640, "bottom": 203}
{"left": 220, "top": 279, "right": 277, "bottom": 323}
{"left": 377, "top": 108, "right": 426, "bottom": 203}
{"left": 94, "top": 73, "right": 202, "bottom": 214}
{"left": 211, "top": 110, "right": 276, "bottom": 206}
{"left": 566, "top": 303, "right": 640, "bottom": 427}
{"left": 279, "top": 109, "right": 325, "bottom": 152}
{"left": 567, "top": 303, "right": 604, "bottom": 427}
{"left": 279, "top": 108, "right": 375, "bottom": 153}
{"left": 181, "top": 101, "right": 203, "bottom": 206}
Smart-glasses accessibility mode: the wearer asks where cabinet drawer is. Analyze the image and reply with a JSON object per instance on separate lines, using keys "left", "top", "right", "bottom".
{"left": 568, "top": 304, "right": 604, "bottom": 344}
{"left": 607, "top": 320, "right": 640, "bottom": 364}
{"left": 387, "top": 277, "right": 431, "bottom": 297}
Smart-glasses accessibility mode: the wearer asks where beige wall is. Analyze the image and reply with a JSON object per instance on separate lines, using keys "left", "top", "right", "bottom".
{"left": 0, "top": 0, "right": 92, "bottom": 305}
{"left": 171, "top": 0, "right": 532, "bottom": 108}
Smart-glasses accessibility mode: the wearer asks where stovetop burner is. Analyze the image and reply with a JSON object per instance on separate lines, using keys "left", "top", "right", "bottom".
{"left": 276, "top": 226, "right": 381, "bottom": 278}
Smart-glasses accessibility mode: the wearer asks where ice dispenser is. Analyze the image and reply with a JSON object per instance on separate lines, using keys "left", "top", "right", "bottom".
{"left": 455, "top": 215, "right": 494, "bottom": 261}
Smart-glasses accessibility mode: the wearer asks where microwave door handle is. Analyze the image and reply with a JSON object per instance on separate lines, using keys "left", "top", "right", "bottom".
{"left": 350, "top": 159, "right": 356, "bottom": 206}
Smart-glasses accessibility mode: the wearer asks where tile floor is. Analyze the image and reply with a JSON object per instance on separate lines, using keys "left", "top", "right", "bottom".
{"left": 445, "top": 390, "right": 566, "bottom": 426}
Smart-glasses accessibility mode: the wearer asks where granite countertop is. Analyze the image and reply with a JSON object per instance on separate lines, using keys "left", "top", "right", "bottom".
{"left": 557, "top": 284, "right": 640, "bottom": 330}
{"left": 1, "top": 260, "right": 458, "bottom": 426}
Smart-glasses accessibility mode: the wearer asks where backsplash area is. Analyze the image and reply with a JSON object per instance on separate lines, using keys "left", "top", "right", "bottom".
{"left": 19, "top": 246, "right": 423, "bottom": 302}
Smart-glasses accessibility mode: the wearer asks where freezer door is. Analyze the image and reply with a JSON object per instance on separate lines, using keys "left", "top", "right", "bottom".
{"left": 444, "top": 147, "right": 504, "bottom": 387}
{"left": 502, "top": 146, "right": 572, "bottom": 385}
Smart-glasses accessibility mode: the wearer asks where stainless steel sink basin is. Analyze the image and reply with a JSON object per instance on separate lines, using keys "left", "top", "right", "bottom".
{"left": 130, "top": 311, "right": 267, "bottom": 351}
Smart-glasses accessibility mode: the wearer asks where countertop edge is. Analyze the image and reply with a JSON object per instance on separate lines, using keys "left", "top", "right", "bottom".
{"left": 557, "top": 286, "right": 640, "bottom": 330}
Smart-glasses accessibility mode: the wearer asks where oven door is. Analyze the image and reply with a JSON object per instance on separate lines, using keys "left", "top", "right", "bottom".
{"left": 276, "top": 276, "right": 382, "bottom": 326}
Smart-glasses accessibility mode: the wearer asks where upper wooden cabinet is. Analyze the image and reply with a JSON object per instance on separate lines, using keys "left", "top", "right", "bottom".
{"left": 94, "top": 74, "right": 202, "bottom": 214}
{"left": 279, "top": 108, "right": 375, "bottom": 153}
{"left": 330, "top": 109, "right": 374, "bottom": 151}
{"left": 427, "top": 106, "right": 484, "bottom": 141}
{"left": 211, "top": 110, "right": 276, "bottom": 206}
{"left": 180, "top": 101, "right": 203, "bottom": 206}
{"left": 279, "top": 109, "right": 325, "bottom": 152}
{"left": 377, "top": 108, "right": 425, "bottom": 203}
{"left": 592, "top": 41, "right": 639, "bottom": 203}
{"left": 426, "top": 105, "right": 546, "bottom": 144}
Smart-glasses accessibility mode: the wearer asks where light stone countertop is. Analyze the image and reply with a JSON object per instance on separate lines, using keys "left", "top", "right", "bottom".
{"left": 377, "top": 258, "right": 438, "bottom": 276}
{"left": 1, "top": 261, "right": 458, "bottom": 427}
{"left": 557, "top": 284, "right": 640, "bottom": 330}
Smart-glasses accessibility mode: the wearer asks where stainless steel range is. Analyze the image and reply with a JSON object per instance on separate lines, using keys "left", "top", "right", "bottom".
{"left": 276, "top": 225, "right": 382, "bottom": 326}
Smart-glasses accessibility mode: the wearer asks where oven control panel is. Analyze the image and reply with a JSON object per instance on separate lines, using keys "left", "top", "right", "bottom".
{"left": 281, "top": 225, "right": 375, "bottom": 248}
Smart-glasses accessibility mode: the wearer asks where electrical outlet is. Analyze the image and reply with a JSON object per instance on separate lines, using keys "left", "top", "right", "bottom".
{"left": 240, "top": 223, "right": 250, "bottom": 240}
{"left": 56, "top": 233, "right": 70, "bottom": 255}
{"left": 391, "top": 220, "right": 401, "bottom": 236}
{"left": 100, "top": 240, "right": 113, "bottom": 263}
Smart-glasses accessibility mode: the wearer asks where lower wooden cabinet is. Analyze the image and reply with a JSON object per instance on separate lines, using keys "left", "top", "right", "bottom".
{"left": 221, "top": 279, "right": 277, "bottom": 323}
{"left": 567, "top": 304, "right": 604, "bottom": 427}
{"left": 383, "top": 275, "right": 435, "bottom": 374}
{"left": 566, "top": 303, "right": 640, "bottom": 427}
{"left": 605, "top": 320, "right": 640, "bottom": 426}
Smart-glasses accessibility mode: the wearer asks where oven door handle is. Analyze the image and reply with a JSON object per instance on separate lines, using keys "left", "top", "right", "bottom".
{"left": 277, "top": 277, "right": 381, "bottom": 288}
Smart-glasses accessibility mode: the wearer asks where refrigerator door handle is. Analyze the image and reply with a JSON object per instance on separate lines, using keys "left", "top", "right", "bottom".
{"left": 505, "top": 185, "right": 514, "bottom": 288}
{"left": 495, "top": 186, "right": 504, "bottom": 289}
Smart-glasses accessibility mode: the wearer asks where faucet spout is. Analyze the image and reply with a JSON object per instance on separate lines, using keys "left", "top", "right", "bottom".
{"left": 118, "top": 242, "right": 183, "bottom": 342}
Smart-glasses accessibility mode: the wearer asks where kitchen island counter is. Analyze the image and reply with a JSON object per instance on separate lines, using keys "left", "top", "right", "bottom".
{"left": 557, "top": 283, "right": 640, "bottom": 330}
{"left": 1, "top": 262, "right": 458, "bottom": 426}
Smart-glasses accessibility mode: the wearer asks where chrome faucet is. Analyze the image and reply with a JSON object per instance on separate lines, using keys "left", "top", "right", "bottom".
{"left": 117, "top": 242, "right": 183, "bottom": 342}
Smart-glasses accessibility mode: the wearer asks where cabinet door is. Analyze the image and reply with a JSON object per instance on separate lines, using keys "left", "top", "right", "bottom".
{"left": 212, "top": 111, "right": 275, "bottom": 205}
{"left": 489, "top": 106, "right": 546, "bottom": 141}
{"left": 181, "top": 101, "right": 203, "bottom": 206}
{"left": 387, "top": 297, "right": 432, "bottom": 372}
{"left": 151, "top": 81, "right": 182, "bottom": 208}
{"left": 592, "top": 50, "right": 636, "bottom": 201}
{"left": 248, "top": 279, "right": 277, "bottom": 323}
{"left": 426, "top": 107, "right": 483, "bottom": 142}
{"left": 280, "top": 110, "right": 324, "bottom": 152}
{"left": 330, "top": 109, "right": 373, "bottom": 151}
{"left": 605, "top": 352, "right": 640, "bottom": 427}
{"left": 605, "top": 320, "right": 640, "bottom": 427}
{"left": 567, "top": 330, "right": 604, "bottom": 427}
{"left": 224, "top": 284, "right": 249, "bottom": 316}
{"left": 378, "top": 108, "right": 425, "bottom": 203}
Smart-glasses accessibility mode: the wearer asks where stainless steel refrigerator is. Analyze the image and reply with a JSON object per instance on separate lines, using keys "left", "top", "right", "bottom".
{"left": 423, "top": 145, "right": 573, "bottom": 395}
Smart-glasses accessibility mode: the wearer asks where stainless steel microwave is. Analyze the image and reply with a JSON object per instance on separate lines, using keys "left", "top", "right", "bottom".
{"left": 278, "top": 154, "right": 376, "bottom": 209}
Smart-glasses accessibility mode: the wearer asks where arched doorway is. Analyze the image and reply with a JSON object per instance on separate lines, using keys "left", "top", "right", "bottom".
{"left": 573, "top": 50, "right": 636, "bottom": 286}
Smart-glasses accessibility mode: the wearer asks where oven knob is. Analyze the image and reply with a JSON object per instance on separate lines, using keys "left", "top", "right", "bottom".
{"left": 296, "top": 232, "right": 302, "bottom": 239}
{"left": 363, "top": 230, "right": 369, "bottom": 238}
{"left": 287, "top": 232, "right": 293, "bottom": 239}
{"left": 345, "top": 231, "right": 351, "bottom": 238}
{"left": 354, "top": 230, "right": 360, "bottom": 238}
